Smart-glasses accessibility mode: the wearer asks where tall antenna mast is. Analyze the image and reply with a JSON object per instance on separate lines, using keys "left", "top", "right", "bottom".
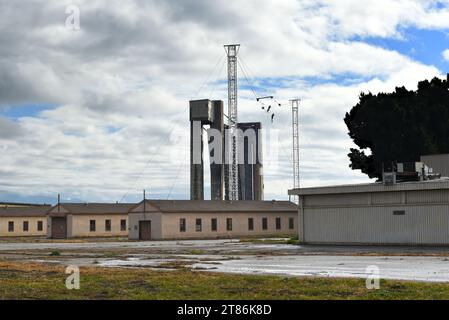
{"left": 291, "top": 99, "right": 300, "bottom": 203}
{"left": 224, "top": 44, "right": 240, "bottom": 201}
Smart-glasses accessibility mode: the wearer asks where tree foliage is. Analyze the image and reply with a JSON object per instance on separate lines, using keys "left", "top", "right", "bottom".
{"left": 344, "top": 75, "right": 449, "bottom": 180}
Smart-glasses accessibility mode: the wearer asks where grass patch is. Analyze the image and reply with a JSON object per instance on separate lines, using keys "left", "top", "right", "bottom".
{"left": 286, "top": 236, "right": 299, "bottom": 245}
{"left": 0, "top": 261, "right": 449, "bottom": 300}
{"left": 102, "top": 251, "right": 121, "bottom": 258}
{"left": 49, "top": 250, "right": 61, "bottom": 257}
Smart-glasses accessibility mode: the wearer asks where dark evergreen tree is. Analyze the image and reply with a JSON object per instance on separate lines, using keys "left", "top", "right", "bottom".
{"left": 344, "top": 74, "right": 449, "bottom": 180}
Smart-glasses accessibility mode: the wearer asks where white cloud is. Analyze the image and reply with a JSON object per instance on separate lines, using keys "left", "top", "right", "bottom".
{"left": 443, "top": 49, "right": 449, "bottom": 61}
{"left": 0, "top": 0, "right": 448, "bottom": 202}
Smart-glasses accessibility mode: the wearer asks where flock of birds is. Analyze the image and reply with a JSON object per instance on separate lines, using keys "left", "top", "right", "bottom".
{"left": 257, "top": 95, "right": 284, "bottom": 123}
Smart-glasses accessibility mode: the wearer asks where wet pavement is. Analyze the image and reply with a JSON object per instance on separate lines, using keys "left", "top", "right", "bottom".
{"left": 1, "top": 239, "right": 449, "bottom": 255}
{"left": 3, "top": 239, "right": 449, "bottom": 282}
{"left": 193, "top": 255, "right": 449, "bottom": 282}
{"left": 0, "top": 239, "right": 242, "bottom": 251}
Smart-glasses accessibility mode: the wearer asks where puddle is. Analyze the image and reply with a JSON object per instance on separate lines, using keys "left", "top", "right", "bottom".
{"left": 27, "top": 253, "right": 449, "bottom": 282}
{"left": 9, "top": 240, "right": 449, "bottom": 283}
{"left": 192, "top": 255, "right": 449, "bottom": 282}
{"left": 98, "top": 258, "right": 164, "bottom": 267}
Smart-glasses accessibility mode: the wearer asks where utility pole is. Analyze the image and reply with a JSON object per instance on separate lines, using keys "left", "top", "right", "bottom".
{"left": 224, "top": 44, "right": 240, "bottom": 201}
{"left": 291, "top": 99, "right": 300, "bottom": 203}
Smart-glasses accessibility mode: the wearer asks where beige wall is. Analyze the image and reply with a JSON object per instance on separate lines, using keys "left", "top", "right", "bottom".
{"left": 159, "top": 212, "right": 297, "bottom": 239}
{"left": 0, "top": 217, "right": 46, "bottom": 237}
{"left": 129, "top": 212, "right": 298, "bottom": 240}
{"left": 128, "top": 212, "right": 163, "bottom": 240}
{"left": 70, "top": 214, "right": 128, "bottom": 237}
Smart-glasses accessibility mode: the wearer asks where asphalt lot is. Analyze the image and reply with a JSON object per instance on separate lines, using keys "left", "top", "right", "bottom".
{"left": 2, "top": 239, "right": 449, "bottom": 282}
{"left": 1, "top": 239, "right": 449, "bottom": 254}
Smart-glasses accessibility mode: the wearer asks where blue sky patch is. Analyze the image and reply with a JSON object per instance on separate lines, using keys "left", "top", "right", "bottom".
{"left": 356, "top": 27, "right": 449, "bottom": 72}
{"left": 0, "top": 104, "right": 56, "bottom": 120}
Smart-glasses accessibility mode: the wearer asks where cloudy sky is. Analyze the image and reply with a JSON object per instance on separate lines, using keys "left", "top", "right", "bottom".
{"left": 1, "top": 0, "right": 449, "bottom": 204}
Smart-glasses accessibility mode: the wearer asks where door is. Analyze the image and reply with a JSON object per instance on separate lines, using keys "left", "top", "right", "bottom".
{"left": 51, "top": 217, "right": 67, "bottom": 239}
{"left": 139, "top": 221, "right": 151, "bottom": 240}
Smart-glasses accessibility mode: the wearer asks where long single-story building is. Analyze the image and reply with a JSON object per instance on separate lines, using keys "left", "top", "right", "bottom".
{"left": 47, "top": 203, "right": 134, "bottom": 239}
{"left": 128, "top": 200, "right": 298, "bottom": 240}
{"left": 0, "top": 206, "right": 50, "bottom": 237}
{"left": 289, "top": 178, "right": 449, "bottom": 245}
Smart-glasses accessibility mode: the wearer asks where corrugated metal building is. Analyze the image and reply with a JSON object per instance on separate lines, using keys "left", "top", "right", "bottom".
{"left": 288, "top": 179, "right": 449, "bottom": 245}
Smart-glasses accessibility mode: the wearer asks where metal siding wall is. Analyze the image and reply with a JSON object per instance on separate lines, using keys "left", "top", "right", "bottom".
{"left": 305, "top": 193, "right": 368, "bottom": 207}
{"left": 371, "top": 192, "right": 402, "bottom": 205}
{"left": 304, "top": 205, "right": 449, "bottom": 244}
{"left": 406, "top": 190, "right": 449, "bottom": 204}
{"left": 302, "top": 187, "right": 449, "bottom": 245}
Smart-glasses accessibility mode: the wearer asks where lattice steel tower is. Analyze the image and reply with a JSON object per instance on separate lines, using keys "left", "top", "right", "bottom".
{"left": 224, "top": 44, "right": 240, "bottom": 201}
{"left": 291, "top": 99, "right": 300, "bottom": 202}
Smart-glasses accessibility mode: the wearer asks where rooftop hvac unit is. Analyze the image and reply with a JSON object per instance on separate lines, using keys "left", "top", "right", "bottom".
{"left": 382, "top": 161, "right": 441, "bottom": 183}
{"left": 383, "top": 172, "right": 396, "bottom": 185}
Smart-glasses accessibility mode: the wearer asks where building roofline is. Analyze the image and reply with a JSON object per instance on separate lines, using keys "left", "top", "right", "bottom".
{"left": 48, "top": 203, "right": 134, "bottom": 215}
{"left": 0, "top": 206, "right": 51, "bottom": 217}
{"left": 130, "top": 199, "right": 297, "bottom": 213}
{"left": 288, "top": 178, "right": 449, "bottom": 196}
{"left": 0, "top": 202, "right": 50, "bottom": 207}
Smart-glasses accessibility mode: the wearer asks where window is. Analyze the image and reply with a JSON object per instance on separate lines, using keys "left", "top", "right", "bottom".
{"left": 23, "top": 221, "right": 29, "bottom": 232}
{"left": 37, "top": 221, "right": 43, "bottom": 231}
{"left": 120, "top": 219, "right": 127, "bottom": 231}
{"left": 262, "top": 218, "right": 268, "bottom": 230}
{"left": 393, "top": 210, "right": 405, "bottom": 216}
{"left": 226, "top": 218, "right": 232, "bottom": 231}
{"left": 289, "top": 217, "right": 294, "bottom": 230}
{"left": 195, "top": 219, "right": 202, "bottom": 232}
{"left": 89, "top": 220, "right": 96, "bottom": 232}
{"left": 8, "top": 221, "right": 14, "bottom": 232}
{"left": 105, "top": 219, "right": 111, "bottom": 232}
{"left": 248, "top": 218, "right": 254, "bottom": 231}
{"left": 211, "top": 218, "right": 217, "bottom": 232}
{"left": 180, "top": 218, "right": 186, "bottom": 232}
{"left": 276, "top": 217, "right": 281, "bottom": 230}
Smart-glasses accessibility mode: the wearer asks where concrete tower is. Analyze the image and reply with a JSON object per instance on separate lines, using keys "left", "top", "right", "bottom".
{"left": 190, "top": 99, "right": 224, "bottom": 200}
{"left": 224, "top": 122, "right": 264, "bottom": 201}
{"left": 238, "top": 122, "right": 264, "bottom": 201}
{"left": 190, "top": 100, "right": 264, "bottom": 201}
